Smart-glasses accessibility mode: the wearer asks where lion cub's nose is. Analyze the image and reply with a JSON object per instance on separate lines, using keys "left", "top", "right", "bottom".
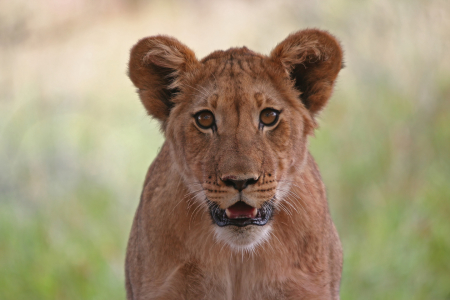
{"left": 222, "top": 176, "right": 259, "bottom": 192}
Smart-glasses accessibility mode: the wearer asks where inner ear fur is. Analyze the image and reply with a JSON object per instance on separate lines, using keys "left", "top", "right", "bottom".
{"left": 270, "top": 29, "right": 343, "bottom": 116}
{"left": 128, "top": 35, "right": 198, "bottom": 127}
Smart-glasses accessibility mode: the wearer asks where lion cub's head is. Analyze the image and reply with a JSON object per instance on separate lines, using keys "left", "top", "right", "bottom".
{"left": 129, "top": 30, "right": 343, "bottom": 250}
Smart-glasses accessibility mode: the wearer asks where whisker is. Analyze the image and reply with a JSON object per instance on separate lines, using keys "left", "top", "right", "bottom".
{"left": 276, "top": 189, "right": 301, "bottom": 213}
{"left": 171, "top": 188, "right": 204, "bottom": 214}
{"left": 189, "top": 200, "right": 207, "bottom": 230}
{"left": 270, "top": 230, "right": 283, "bottom": 246}
{"left": 189, "top": 199, "right": 209, "bottom": 228}
{"left": 277, "top": 179, "right": 315, "bottom": 195}
{"left": 276, "top": 188, "right": 309, "bottom": 219}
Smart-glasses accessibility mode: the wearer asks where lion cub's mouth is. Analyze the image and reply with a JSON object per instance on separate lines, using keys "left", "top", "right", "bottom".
{"left": 208, "top": 200, "right": 274, "bottom": 227}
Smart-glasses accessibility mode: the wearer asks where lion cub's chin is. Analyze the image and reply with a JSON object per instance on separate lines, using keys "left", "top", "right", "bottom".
{"left": 213, "top": 224, "right": 272, "bottom": 251}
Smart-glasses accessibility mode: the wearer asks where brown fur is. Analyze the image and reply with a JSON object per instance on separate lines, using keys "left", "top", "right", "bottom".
{"left": 126, "top": 29, "right": 344, "bottom": 300}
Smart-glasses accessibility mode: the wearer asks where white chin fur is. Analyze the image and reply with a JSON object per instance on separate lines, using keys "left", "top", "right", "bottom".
{"left": 213, "top": 224, "right": 272, "bottom": 252}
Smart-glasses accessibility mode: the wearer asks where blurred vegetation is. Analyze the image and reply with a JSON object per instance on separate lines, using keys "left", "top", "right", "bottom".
{"left": 1, "top": 0, "right": 449, "bottom": 299}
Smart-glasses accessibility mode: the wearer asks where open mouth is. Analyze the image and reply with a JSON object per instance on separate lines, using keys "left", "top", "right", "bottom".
{"left": 208, "top": 200, "right": 274, "bottom": 227}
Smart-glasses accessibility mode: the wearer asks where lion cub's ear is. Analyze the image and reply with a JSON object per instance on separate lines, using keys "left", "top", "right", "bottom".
{"left": 128, "top": 35, "right": 198, "bottom": 127}
{"left": 270, "top": 29, "right": 343, "bottom": 117}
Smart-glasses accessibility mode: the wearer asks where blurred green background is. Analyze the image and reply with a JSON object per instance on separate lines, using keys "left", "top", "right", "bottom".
{"left": 1, "top": 0, "right": 449, "bottom": 299}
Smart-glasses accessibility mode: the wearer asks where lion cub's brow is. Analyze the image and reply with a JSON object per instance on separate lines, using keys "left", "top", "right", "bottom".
{"left": 197, "top": 91, "right": 275, "bottom": 120}
{"left": 194, "top": 61, "right": 278, "bottom": 111}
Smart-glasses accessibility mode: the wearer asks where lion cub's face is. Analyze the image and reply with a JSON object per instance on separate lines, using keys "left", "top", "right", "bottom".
{"left": 165, "top": 52, "right": 313, "bottom": 250}
{"left": 128, "top": 31, "right": 343, "bottom": 251}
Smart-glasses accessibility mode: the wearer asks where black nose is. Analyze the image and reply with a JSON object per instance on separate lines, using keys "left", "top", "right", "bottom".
{"left": 222, "top": 177, "right": 259, "bottom": 191}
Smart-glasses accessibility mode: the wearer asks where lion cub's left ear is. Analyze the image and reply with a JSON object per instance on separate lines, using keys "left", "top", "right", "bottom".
{"left": 128, "top": 35, "right": 198, "bottom": 128}
{"left": 270, "top": 29, "right": 343, "bottom": 117}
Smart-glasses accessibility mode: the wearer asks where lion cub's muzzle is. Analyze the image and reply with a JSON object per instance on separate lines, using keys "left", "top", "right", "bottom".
{"left": 208, "top": 200, "right": 274, "bottom": 227}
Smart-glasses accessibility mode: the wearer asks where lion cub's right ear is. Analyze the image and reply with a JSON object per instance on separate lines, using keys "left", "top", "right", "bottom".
{"left": 128, "top": 36, "right": 198, "bottom": 127}
{"left": 270, "top": 29, "right": 343, "bottom": 118}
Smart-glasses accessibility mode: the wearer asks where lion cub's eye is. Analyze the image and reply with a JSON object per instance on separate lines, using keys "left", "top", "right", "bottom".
{"left": 194, "top": 110, "right": 215, "bottom": 129}
{"left": 260, "top": 108, "right": 280, "bottom": 127}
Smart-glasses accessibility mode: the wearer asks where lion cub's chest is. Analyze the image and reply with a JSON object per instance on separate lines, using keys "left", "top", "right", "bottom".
{"left": 180, "top": 258, "right": 293, "bottom": 300}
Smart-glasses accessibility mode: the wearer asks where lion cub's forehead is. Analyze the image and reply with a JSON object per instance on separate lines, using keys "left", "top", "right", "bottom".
{"left": 201, "top": 48, "right": 267, "bottom": 81}
{"left": 193, "top": 50, "right": 282, "bottom": 110}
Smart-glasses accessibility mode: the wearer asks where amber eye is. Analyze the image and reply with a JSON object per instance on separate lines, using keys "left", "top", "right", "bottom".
{"left": 260, "top": 108, "right": 280, "bottom": 127}
{"left": 195, "top": 110, "right": 215, "bottom": 129}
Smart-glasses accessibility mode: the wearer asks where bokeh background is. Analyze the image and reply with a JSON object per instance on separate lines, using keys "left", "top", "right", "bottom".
{"left": 1, "top": 0, "right": 449, "bottom": 299}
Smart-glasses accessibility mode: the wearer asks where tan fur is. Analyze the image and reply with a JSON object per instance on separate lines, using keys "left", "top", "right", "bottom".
{"left": 126, "top": 29, "right": 344, "bottom": 300}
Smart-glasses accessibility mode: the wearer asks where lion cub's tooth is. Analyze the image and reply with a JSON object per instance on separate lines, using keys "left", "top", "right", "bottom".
{"left": 250, "top": 207, "right": 258, "bottom": 218}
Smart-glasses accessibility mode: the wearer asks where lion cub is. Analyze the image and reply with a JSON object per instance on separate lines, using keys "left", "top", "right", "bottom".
{"left": 126, "top": 29, "right": 344, "bottom": 300}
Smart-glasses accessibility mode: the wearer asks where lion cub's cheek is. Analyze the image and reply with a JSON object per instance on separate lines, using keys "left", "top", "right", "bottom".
{"left": 213, "top": 223, "right": 272, "bottom": 251}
